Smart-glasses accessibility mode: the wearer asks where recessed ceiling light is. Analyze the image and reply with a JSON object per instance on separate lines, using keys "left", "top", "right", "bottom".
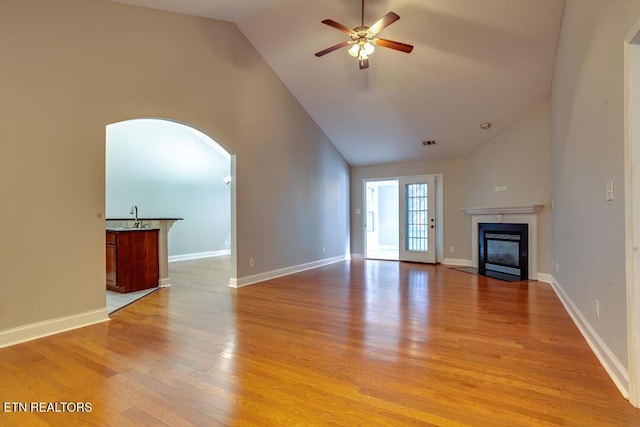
{"left": 480, "top": 122, "right": 492, "bottom": 130}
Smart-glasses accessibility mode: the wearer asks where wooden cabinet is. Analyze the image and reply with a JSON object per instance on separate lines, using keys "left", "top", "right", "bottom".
{"left": 106, "top": 229, "right": 159, "bottom": 293}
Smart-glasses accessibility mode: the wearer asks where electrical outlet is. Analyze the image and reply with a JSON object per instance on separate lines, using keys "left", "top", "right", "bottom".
{"left": 595, "top": 300, "right": 600, "bottom": 319}
{"left": 501, "top": 186, "right": 507, "bottom": 191}
{"left": 322, "top": 247, "right": 326, "bottom": 254}
{"left": 249, "top": 258, "right": 255, "bottom": 268}
{"left": 224, "top": 240, "right": 229, "bottom": 247}
{"left": 449, "top": 246, "right": 455, "bottom": 253}
{"left": 555, "top": 262, "right": 560, "bottom": 273}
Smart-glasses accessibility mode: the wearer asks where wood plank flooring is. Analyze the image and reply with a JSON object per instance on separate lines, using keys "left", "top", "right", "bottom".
{"left": 1, "top": 258, "right": 639, "bottom": 426}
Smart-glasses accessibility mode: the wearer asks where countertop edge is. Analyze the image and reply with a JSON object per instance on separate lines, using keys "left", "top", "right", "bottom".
{"left": 106, "top": 228, "right": 160, "bottom": 232}
{"left": 105, "top": 218, "right": 184, "bottom": 221}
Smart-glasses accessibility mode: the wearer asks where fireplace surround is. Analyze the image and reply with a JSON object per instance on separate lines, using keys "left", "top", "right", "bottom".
{"left": 464, "top": 205, "right": 543, "bottom": 280}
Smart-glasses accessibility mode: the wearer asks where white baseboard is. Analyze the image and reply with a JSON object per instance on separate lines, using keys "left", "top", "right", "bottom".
{"left": 549, "top": 275, "right": 629, "bottom": 399}
{"left": 229, "top": 255, "right": 349, "bottom": 288}
{"left": 169, "top": 250, "right": 231, "bottom": 263}
{"left": 536, "top": 273, "right": 552, "bottom": 284}
{"left": 0, "top": 308, "right": 110, "bottom": 349}
{"left": 443, "top": 258, "right": 473, "bottom": 266}
{"left": 159, "top": 277, "right": 171, "bottom": 287}
{"left": 351, "top": 253, "right": 364, "bottom": 259}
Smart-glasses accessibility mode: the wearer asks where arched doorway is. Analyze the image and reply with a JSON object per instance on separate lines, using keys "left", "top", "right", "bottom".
{"left": 105, "top": 118, "right": 234, "bottom": 311}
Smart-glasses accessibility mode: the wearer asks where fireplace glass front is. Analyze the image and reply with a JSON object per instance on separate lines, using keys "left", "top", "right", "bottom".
{"left": 479, "top": 223, "right": 528, "bottom": 281}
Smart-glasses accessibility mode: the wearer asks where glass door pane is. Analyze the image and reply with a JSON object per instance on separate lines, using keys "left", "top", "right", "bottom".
{"left": 405, "top": 183, "right": 429, "bottom": 252}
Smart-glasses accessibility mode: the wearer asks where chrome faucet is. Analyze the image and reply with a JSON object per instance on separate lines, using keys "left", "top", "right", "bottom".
{"left": 129, "top": 205, "right": 141, "bottom": 228}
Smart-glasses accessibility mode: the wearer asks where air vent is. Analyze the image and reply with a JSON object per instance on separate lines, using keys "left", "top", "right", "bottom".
{"left": 422, "top": 140, "right": 437, "bottom": 146}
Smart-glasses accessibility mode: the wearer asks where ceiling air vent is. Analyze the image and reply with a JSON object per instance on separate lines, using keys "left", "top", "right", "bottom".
{"left": 422, "top": 140, "right": 437, "bottom": 146}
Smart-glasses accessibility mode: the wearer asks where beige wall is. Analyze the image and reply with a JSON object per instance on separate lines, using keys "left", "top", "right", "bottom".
{"left": 465, "top": 101, "right": 552, "bottom": 274}
{"left": 350, "top": 159, "right": 467, "bottom": 260}
{"left": 550, "top": 0, "right": 640, "bottom": 368}
{"left": 0, "top": 0, "right": 349, "bottom": 333}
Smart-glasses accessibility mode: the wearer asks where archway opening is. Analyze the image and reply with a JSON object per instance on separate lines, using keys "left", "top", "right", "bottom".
{"left": 105, "top": 118, "right": 233, "bottom": 311}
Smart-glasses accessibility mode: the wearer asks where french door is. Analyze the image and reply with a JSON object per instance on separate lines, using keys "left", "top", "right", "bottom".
{"left": 399, "top": 175, "right": 436, "bottom": 263}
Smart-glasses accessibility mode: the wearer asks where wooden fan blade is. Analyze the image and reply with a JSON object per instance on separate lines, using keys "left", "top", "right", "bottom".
{"left": 321, "top": 19, "right": 355, "bottom": 36}
{"left": 315, "top": 41, "right": 351, "bottom": 57}
{"left": 368, "top": 12, "right": 399, "bottom": 35}
{"left": 374, "top": 38, "right": 414, "bottom": 53}
{"left": 359, "top": 57, "right": 370, "bottom": 70}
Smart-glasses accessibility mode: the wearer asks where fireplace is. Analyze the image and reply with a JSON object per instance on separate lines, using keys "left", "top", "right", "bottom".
{"left": 478, "top": 223, "right": 528, "bottom": 281}
{"left": 464, "top": 205, "right": 543, "bottom": 281}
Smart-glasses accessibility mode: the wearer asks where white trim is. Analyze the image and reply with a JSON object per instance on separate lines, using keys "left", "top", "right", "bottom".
{"left": 625, "top": 32, "right": 640, "bottom": 407}
{"left": 229, "top": 255, "right": 349, "bottom": 288}
{"left": 443, "top": 258, "right": 473, "bottom": 267}
{"left": 351, "top": 253, "right": 364, "bottom": 259}
{"left": 536, "top": 273, "right": 552, "bottom": 284}
{"left": 169, "top": 249, "right": 231, "bottom": 262}
{"left": 0, "top": 309, "right": 110, "bottom": 349}
{"left": 549, "top": 276, "right": 629, "bottom": 399}
{"left": 159, "top": 278, "right": 171, "bottom": 287}
{"left": 435, "top": 174, "right": 444, "bottom": 263}
{"left": 464, "top": 205, "right": 544, "bottom": 215}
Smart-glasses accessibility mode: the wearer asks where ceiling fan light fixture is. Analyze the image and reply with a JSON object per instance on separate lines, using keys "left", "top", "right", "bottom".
{"left": 363, "top": 41, "right": 375, "bottom": 56}
{"left": 348, "top": 41, "right": 375, "bottom": 59}
{"left": 348, "top": 43, "right": 360, "bottom": 57}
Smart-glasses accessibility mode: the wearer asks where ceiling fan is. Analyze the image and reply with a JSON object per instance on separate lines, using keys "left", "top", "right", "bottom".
{"left": 314, "top": 0, "right": 414, "bottom": 70}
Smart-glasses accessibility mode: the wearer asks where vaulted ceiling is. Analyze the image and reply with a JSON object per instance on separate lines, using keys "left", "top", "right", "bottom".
{"left": 108, "top": 0, "right": 564, "bottom": 166}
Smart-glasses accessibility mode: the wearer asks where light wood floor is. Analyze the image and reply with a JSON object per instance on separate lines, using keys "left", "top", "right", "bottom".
{"left": 1, "top": 258, "right": 639, "bottom": 426}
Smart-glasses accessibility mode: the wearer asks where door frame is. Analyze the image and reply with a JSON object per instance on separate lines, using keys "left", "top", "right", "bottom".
{"left": 625, "top": 17, "right": 640, "bottom": 407}
{"left": 362, "top": 174, "right": 443, "bottom": 263}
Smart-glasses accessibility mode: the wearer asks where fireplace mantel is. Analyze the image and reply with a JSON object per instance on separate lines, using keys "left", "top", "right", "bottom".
{"left": 463, "top": 205, "right": 544, "bottom": 215}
